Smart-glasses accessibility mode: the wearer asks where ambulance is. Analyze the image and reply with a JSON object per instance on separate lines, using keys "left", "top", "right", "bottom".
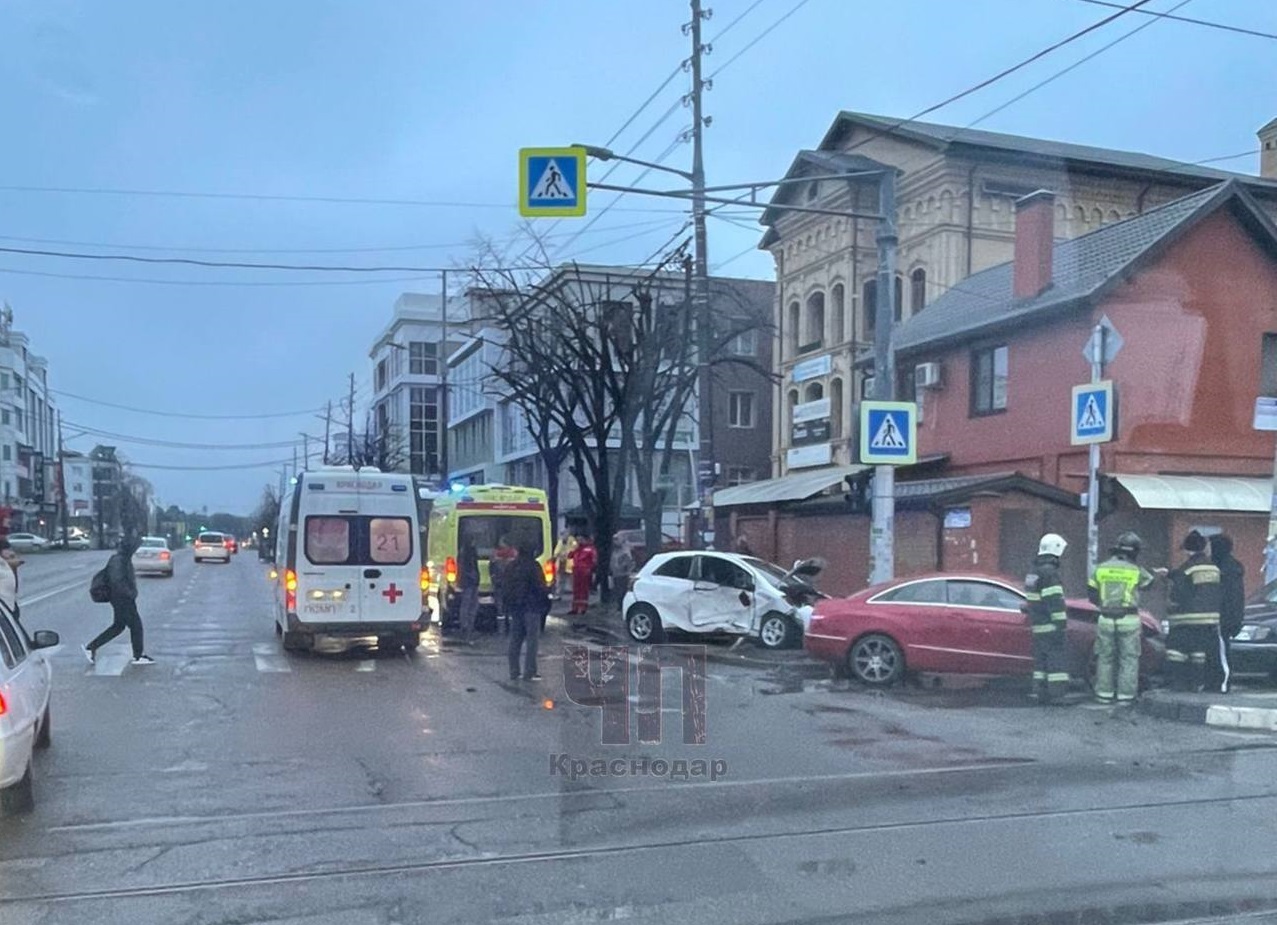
{"left": 272, "top": 467, "right": 429, "bottom": 653}
{"left": 426, "top": 484, "right": 554, "bottom": 625}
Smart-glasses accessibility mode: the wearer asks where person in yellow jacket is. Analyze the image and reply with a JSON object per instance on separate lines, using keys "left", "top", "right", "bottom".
{"left": 1087, "top": 531, "right": 1157, "bottom": 704}
{"left": 553, "top": 532, "right": 578, "bottom": 596}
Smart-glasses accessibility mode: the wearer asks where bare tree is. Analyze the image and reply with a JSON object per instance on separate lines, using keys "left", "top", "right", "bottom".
{"left": 330, "top": 413, "right": 409, "bottom": 472}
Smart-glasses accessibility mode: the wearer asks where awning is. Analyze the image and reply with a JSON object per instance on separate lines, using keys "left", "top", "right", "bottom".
{"left": 709, "top": 465, "right": 869, "bottom": 509}
{"left": 1113, "top": 474, "right": 1273, "bottom": 513}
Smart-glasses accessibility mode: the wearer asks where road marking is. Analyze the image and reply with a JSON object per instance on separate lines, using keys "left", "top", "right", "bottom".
{"left": 92, "top": 651, "right": 130, "bottom": 677}
{"left": 25, "top": 578, "right": 92, "bottom": 606}
{"left": 355, "top": 660, "right": 376, "bottom": 672}
{"left": 252, "top": 642, "right": 292, "bottom": 673}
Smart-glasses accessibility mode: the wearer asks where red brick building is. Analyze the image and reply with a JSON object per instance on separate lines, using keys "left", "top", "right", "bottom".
{"left": 718, "top": 181, "right": 1277, "bottom": 599}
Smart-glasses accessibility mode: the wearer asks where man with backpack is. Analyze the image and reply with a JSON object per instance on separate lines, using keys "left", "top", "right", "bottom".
{"left": 84, "top": 532, "right": 154, "bottom": 666}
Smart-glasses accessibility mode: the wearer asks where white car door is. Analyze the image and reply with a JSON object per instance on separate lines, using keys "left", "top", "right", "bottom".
{"left": 689, "top": 555, "right": 756, "bottom": 632}
{"left": 638, "top": 555, "right": 695, "bottom": 631}
{"left": 0, "top": 609, "right": 47, "bottom": 738}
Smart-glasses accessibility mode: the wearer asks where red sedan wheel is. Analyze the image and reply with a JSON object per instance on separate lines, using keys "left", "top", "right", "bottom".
{"left": 849, "top": 634, "right": 904, "bottom": 686}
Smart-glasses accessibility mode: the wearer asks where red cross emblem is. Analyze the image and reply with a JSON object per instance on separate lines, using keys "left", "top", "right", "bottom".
{"left": 382, "top": 583, "right": 403, "bottom": 603}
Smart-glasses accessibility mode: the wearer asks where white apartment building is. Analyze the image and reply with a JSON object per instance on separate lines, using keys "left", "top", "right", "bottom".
{"left": 369, "top": 292, "right": 471, "bottom": 481}
{"left": 0, "top": 305, "right": 59, "bottom": 532}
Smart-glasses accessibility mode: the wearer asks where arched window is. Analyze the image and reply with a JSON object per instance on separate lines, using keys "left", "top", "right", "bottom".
{"left": 894, "top": 275, "right": 904, "bottom": 323}
{"left": 830, "top": 377, "right": 844, "bottom": 438}
{"left": 787, "top": 389, "right": 799, "bottom": 429}
{"left": 787, "top": 301, "right": 800, "bottom": 357}
{"left": 831, "top": 284, "right": 845, "bottom": 345}
{"left": 910, "top": 268, "right": 927, "bottom": 314}
{"left": 805, "top": 291, "right": 825, "bottom": 348}
{"left": 804, "top": 382, "right": 824, "bottom": 403}
{"left": 862, "top": 279, "right": 877, "bottom": 338}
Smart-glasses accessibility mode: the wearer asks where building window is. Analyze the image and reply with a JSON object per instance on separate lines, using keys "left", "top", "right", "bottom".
{"left": 894, "top": 275, "right": 904, "bottom": 323}
{"left": 2, "top": 445, "right": 9, "bottom": 461}
{"left": 375, "top": 359, "right": 388, "bottom": 393}
{"left": 803, "top": 291, "right": 825, "bottom": 350}
{"left": 0, "top": 374, "right": 7, "bottom": 390}
{"left": 1261, "top": 333, "right": 1277, "bottom": 396}
{"left": 806, "top": 181, "right": 819, "bottom": 202}
{"left": 730, "top": 330, "right": 757, "bottom": 356}
{"left": 1, "top": 409, "right": 8, "bottom": 426}
{"left": 409, "top": 386, "right": 439, "bottom": 475}
{"left": 726, "top": 466, "right": 755, "bottom": 486}
{"left": 13, "top": 410, "right": 23, "bottom": 431}
{"left": 831, "top": 284, "right": 845, "bottom": 345}
{"left": 409, "top": 341, "right": 438, "bottom": 375}
{"left": 787, "top": 301, "right": 800, "bottom": 357}
{"left": 971, "top": 345, "right": 1009, "bottom": 415}
{"left": 728, "top": 391, "right": 755, "bottom": 428}
{"left": 787, "top": 389, "right": 799, "bottom": 431}
{"left": 830, "top": 377, "right": 844, "bottom": 438}
{"left": 804, "top": 382, "right": 824, "bottom": 403}
{"left": 910, "top": 268, "right": 927, "bottom": 314}
{"left": 862, "top": 279, "right": 877, "bottom": 338}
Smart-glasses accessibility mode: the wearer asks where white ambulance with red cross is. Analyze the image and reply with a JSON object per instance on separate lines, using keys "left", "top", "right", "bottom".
{"left": 272, "top": 467, "right": 428, "bottom": 653}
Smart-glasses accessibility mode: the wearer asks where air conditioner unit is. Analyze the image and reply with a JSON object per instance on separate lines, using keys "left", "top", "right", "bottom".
{"left": 915, "top": 362, "right": 943, "bottom": 390}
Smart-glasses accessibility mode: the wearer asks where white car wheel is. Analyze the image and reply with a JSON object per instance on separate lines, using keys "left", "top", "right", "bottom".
{"left": 758, "top": 612, "right": 797, "bottom": 650}
{"left": 626, "top": 604, "right": 664, "bottom": 644}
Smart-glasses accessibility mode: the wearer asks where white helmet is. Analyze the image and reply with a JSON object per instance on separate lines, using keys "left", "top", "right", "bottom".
{"left": 1038, "top": 533, "right": 1068, "bottom": 557}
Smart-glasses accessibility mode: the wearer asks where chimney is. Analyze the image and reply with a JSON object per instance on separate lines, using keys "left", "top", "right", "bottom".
{"left": 1259, "top": 118, "right": 1277, "bottom": 180}
{"left": 1013, "top": 190, "right": 1055, "bottom": 300}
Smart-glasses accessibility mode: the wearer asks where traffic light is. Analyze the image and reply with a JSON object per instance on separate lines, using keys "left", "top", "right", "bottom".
{"left": 844, "top": 472, "right": 871, "bottom": 515}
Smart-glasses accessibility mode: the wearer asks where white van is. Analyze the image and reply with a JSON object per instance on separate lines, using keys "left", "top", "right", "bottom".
{"left": 272, "top": 467, "right": 428, "bottom": 653}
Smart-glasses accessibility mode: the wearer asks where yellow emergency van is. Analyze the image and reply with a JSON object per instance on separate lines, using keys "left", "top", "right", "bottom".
{"left": 426, "top": 484, "right": 554, "bottom": 624}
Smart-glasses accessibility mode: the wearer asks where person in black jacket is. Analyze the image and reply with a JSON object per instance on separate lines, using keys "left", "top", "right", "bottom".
{"left": 1024, "top": 533, "right": 1070, "bottom": 704}
{"left": 1166, "top": 530, "right": 1221, "bottom": 692}
{"left": 505, "top": 543, "right": 550, "bottom": 682}
{"left": 1210, "top": 533, "right": 1244, "bottom": 693}
{"left": 84, "top": 532, "right": 154, "bottom": 666}
{"left": 456, "top": 536, "right": 480, "bottom": 646}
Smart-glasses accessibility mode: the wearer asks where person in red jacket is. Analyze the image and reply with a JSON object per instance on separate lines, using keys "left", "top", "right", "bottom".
{"left": 569, "top": 535, "right": 597, "bottom": 615}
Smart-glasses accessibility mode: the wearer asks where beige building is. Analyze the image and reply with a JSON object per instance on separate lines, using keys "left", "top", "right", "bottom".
{"left": 760, "top": 111, "right": 1277, "bottom": 477}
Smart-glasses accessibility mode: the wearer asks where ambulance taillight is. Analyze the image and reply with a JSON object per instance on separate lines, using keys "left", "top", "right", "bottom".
{"left": 285, "top": 569, "right": 298, "bottom": 612}
{"left": 445, "top": 557, "right": 458, "bottom": 585}
{"left": 543, "top": 559, "right": 555, "bottom": 586}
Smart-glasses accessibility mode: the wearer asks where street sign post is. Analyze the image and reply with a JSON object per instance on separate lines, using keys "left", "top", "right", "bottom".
{"left": 519, "top": 147, "right": 587, "bottom": 217}
{"left": 859, "top": 401, "right": 917, "bottom": 466}
{"left": 1078, "top": 323, "right": 1119, "bottom": 576}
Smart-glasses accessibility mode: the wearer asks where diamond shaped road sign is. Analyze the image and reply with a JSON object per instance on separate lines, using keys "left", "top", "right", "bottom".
{"left": 1082, "top": 315, "right": 1124, "bottom": 366}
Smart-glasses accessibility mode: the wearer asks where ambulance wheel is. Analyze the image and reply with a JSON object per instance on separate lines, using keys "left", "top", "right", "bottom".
{"left": 282, "top": 631, "right": 312, "bottom": 652}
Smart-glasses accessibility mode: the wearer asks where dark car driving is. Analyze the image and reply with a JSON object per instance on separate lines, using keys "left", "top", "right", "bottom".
{"left": 1228, "top": 579, "right": 1277, "bottom": 683}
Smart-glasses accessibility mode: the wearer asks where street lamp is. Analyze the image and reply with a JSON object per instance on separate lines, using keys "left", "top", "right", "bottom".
{"left": 571, "top": 144, "right": 694, "bottom": 182}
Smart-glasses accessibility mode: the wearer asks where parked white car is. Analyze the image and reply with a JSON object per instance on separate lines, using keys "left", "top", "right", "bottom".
{"left": 5, "top": 534, "right": 49, "bottom": 552}
{"left": 621, "top": 551, "right": 825, "bottom": 650}
{"left": 0, "top": 604, "right": 57, "bottom": 814}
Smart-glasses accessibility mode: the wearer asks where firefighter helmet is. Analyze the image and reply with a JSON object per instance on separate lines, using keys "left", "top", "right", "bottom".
{"left": 1037, "top": 533, "right": 1068, "bottom": 557}
{"left": 1113, "top": 531, "right": 1143, "bottom": 556}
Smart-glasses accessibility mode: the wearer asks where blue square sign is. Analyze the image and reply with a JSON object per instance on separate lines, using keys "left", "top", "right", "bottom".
{"left": 860, "top": 401, "right": 917, "bottom": 465}
{"left": 519, "top": 147, "right": 587, "bottom": 217}
{"left": 1071, "top": 380, "right": 1114, "bottom": 445}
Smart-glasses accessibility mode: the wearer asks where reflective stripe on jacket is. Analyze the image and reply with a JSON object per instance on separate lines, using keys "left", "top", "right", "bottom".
{"left": 1088, "top": 555, "right": 1152, "bottom": 627}
{"left": 1168, "top": 553, "right": 1221, "bottom": 626}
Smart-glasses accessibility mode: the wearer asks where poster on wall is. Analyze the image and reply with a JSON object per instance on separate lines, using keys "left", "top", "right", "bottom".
{"left": 943, "top": 507, "right": 972, "bottom": 529}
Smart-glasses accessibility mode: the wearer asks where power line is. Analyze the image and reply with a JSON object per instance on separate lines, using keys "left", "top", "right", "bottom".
{"left": 711, "top": 242, "right": 762, "bottom": 272}
{"left": 968, "top": 0, "right": 1192, "bottom": 128}
{"left": 709, "top": 0, "right": 818, "bottom": 78}
{"left": 0, "top": 266, "right": 438, "bottom": 287}
{"left": 51, "top": 389, "right": 322, "bottom": 420}
{"left": 64, "top": 422, "right": 304, "bottom": 451}
{"left": 843, "top": 0, "right": 1156, "bottom": 155}
{"left": 117, "top": 457, "right": 297, "bottom": 472}
{"left": 0, "top": 217, "right": 679, "bottom": 257}
{"left": 1194, "top": 149, "right": 1261, "bottom": 165}
{"left": 0, "top": 184, "right": 686, "bottom": 214}
{"left": 1074, "top": 0, "right": 1277, "bottom": 41}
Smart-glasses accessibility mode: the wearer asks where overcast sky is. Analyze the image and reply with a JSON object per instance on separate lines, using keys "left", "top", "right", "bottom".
{"left": 0, "top": 0, "right": 1273, "bottom": 513}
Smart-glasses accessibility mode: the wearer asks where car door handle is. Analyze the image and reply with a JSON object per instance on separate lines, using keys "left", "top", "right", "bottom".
{"left": 364, "top": 568, "right": 382, "bottom": 579}
{"left": 693, "top": 582, "right": 717, "bottom": 591}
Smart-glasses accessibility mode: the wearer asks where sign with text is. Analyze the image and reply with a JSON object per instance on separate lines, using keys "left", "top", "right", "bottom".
{"left": 786, "top": 443, "right": 832, "bottom": 470}
{"left": 791, "top": 418, "right": 831, "bottom": 446}
{"left": 791, "top": 354, "right": 832, "bottom": 384}
{"left": 792, "top": 397, "right": 831, "bottom": 423}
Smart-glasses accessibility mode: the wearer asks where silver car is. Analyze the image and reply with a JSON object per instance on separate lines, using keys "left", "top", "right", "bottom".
{"left": 132, "top": 536, "right": 174, "bottom": 577}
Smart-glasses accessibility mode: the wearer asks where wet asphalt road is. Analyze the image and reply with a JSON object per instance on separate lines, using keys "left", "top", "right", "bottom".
{"left": 4, "top": 551, "right": 1277, "bottom": 924}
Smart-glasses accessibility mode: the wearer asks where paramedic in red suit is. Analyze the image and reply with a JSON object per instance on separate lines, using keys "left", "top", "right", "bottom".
{"left": 569, "top": 535, "right": 597, "bottom": 615}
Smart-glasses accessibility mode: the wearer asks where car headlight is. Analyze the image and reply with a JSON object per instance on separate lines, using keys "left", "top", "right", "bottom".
{"left": 1235, "top": 624, "right": 1272, "bottom": 642}
{"left": 1160, "top": 620, "right": 1170, "bottom": 636}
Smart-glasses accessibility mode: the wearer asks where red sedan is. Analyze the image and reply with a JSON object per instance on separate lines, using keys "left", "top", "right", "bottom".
{"left": 805, "top": 572, "right": 1164, "bottom": 687}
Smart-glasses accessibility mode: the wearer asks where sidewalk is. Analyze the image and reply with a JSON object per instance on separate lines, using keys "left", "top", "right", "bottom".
{"left": 1137, "top": 688, "right": 1277, "bottom": 731}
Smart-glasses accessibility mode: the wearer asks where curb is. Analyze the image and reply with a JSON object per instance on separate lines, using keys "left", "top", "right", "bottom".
{"left": 1137, "top": 694, "right": 1277, "bottom": 731}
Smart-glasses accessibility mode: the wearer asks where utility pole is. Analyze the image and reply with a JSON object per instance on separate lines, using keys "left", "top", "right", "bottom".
{"left": 440, "top": 268, "right": 450, "bottom": 480}
{"left": 687, "top": 0, "right": 714, "bottom": 547}
{"left": 56, "top": 410, "right": 68, "bottom": 546}
{"left": 300, "top": 433, "right": 310, "bottom": 472}
{"left": 869, "top": 170, "right": 899, "bottom": 585}
{"left": 323, "top": 400, "right": 332, "bottom": 465}
{"left": 347, "top": 373, "right": 356, "bottom": 466}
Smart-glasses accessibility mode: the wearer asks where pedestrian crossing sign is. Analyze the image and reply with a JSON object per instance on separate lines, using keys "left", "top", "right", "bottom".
{"left": 860, "top": 401, "right": 917, "bottom": 465}
{"left": 519, "top": 147, "right": 587, "bottom": 217}
{"left": 1071, "top": 380, "right": 1114, "bottom": 445}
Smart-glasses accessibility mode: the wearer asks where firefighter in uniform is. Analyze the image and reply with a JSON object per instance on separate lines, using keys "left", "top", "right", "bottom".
{"left": 1088, "top": 531, "right": 1155, "bottom": 704}
{"left": 1166, "top": 530, "right": 1222, "bottom": 692}
{"left": 1024, "top": 533, "right": 1071, "bottom": 703}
